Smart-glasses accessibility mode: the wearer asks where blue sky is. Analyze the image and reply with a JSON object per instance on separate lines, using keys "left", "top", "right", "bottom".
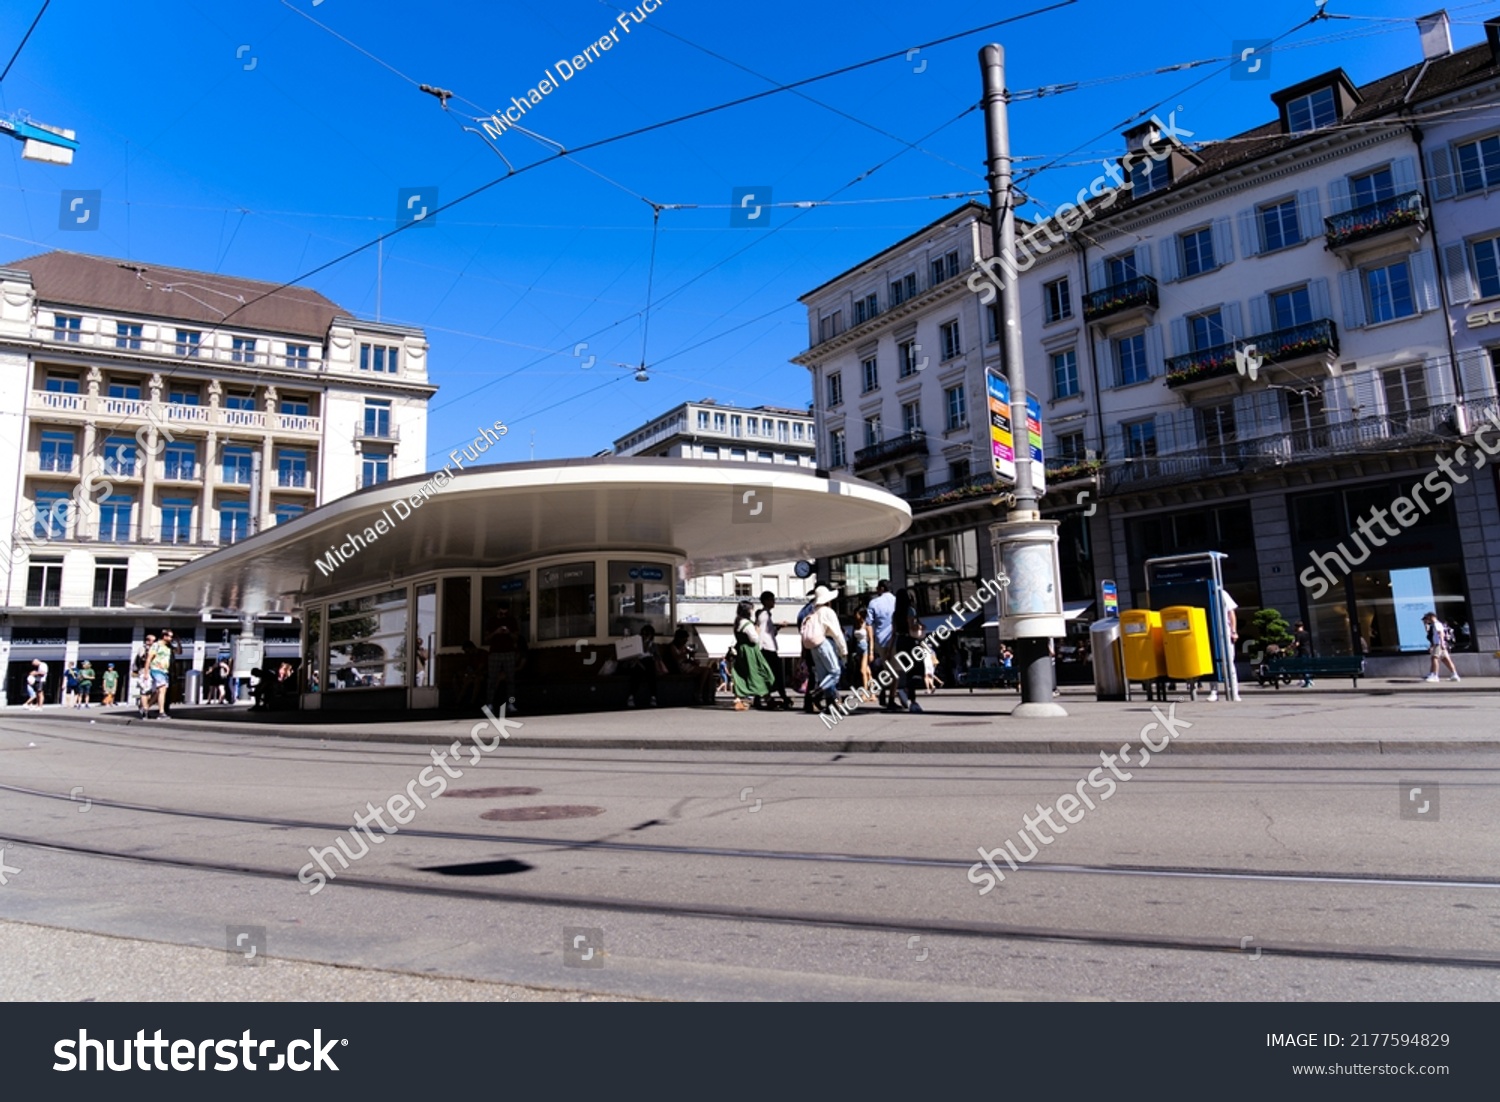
{"left": 1, "top": 0, "right": 1491, "bottom": 468}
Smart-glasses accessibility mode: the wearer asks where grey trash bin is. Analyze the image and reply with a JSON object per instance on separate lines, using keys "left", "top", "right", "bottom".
{"left": 1090, "top": 618, "right": 1127, "bottom": 702}
{"left": 184, "top": 668, "right": 202, "bottom": 706}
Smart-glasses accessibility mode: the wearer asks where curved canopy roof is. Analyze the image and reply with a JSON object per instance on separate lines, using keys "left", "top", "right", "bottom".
{"left": 128, "top": 458, "right": 912, "bottom": 615}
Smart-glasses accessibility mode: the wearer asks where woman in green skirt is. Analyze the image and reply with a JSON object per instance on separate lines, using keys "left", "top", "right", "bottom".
{"left": 730, "top": 600, "right": 774, "bottom": 710}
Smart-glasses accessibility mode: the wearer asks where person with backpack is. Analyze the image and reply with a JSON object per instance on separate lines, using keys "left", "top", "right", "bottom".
{"left": 132, "top": 636, "right": 155, "bottom": 718}
{"left": 800, "top": 585, "right": 847, "bottom": 713}
{"left": 1423, "top": 612, "right": 1461, "bottom": 682}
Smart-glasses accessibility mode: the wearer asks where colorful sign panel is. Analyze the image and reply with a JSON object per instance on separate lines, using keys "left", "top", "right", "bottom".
{"left": 1102, "top": 579, "right": 1119, "bottom": 620}
{"left": 986, "top": 369, "right": 1016, "bottom": 484}
{"left": 1026, "top": 394, "right": 1045, "bottom": 495}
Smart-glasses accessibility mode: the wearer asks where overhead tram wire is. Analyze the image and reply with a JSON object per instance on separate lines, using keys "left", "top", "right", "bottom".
{"left": 0, "top": 0, "right": 51, "bottom": 84}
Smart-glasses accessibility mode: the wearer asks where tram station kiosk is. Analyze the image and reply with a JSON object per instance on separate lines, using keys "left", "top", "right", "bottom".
{"left": 1143, "top": 551, "right": 1237, "bottom": 704}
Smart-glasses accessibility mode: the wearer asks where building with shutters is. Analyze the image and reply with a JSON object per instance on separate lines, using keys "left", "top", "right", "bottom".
{"left": 799, "top": 10, "right": 1500, "bottom": 673}
{"left": 0, "top": 252, "right": 433, "bottom": 705}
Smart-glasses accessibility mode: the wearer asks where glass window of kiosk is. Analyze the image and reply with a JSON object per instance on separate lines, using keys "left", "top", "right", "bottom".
{"left": 537, "top": 563, "right": 596, "bottom": 642}
{"left": 482, "top": 573, "right": 531, "bottom": 653}
{"left": 414, "top": 584, "right": 436, "bottom": 688}
{"left": 441, "top": 576, "right": 473, "bottom": 648}
{"left": 328, "top": 588, "right": 408, "bottom": 688}
{"left": 304, "top": 606, "right": 322, "bottom": 692}
{"left": 607, "top": 562, "right": 671, "bottom": 638}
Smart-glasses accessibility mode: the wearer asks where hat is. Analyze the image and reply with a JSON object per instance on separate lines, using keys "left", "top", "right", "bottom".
{"left": 812, "top": 585, "right": 840, "bottom": 607}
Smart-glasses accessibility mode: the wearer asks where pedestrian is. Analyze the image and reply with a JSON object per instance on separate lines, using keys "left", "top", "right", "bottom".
{"left": 730, "top": 600, "right": 775, "bottom": 711}
{"left": 77, "top": 660, "right": 95, "bottom": 707}
{"left": 622, "top": 625, "right": 665, "bottom": 708}
{"left": 716, "top": 650, "right": 732, "bottom": 696}
{"left": 147, "top": 630, "right": 179, "bottom": 718}
{"left": 866, "top": 579, "right": 897, "bottom": 709}
{"left": 455, "top": 641, "right": 486, "bottom": 707}
{"left": 132, "top": 637, "right": 154, "bottom": 717}
{"left": 850, "top": 607, "right": 874, "bottom": 696}
{"left": 1292, "top": 620, "right": 1315, "bottom": 687}
{"left": 25, "top": 658, "right": 47, "bottom": 709}
{"left": 755, "top": 592, "right": 793, "bottom": 710}
{"left": 1208, "top": 589, "right": 1241, "bottom": 702}
{"left": 923, "top": 647, "right": 944, "bottom": 694}
{"left": 667, "top": 629, "right": 717, "bottom": 705}
{"left": 1422, "top": 612, "right": 1461, "bottom": 682}
{"left": 484, "top": 600, "right": 524, "bottom": 716}
{"left": 799, "top": 585, "right": 847, "bottom": 713}
{"left": 215, "top": 658, "right": 231, "bottom": 703}
{"left": 62, "top": 663, "right": 79, "bottom": 709}
{"left": 890, "top": 589, "right": 926, "bottom": 714}
{"left": 100, "top": 663, "right": 118, "bottom": 707}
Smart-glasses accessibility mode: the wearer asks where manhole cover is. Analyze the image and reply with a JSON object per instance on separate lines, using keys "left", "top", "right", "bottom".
{"left": 443, "top": 786, "right": 542, "bottom": 799}
{"left": 480, "top": 805, "right": 605, "bottom": 821}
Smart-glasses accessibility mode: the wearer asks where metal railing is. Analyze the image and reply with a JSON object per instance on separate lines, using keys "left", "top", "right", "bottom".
{"left": 853, "top": 429, "right": 927, "bottom": 470}
{"left": 1324, "top": 190, "right": 1426, "bottom": 250}
{"left": 26, "top": 391, "right": 322, "bottom": 435}
{"left": 354, "top": 420, "right": 400, "bottom": 441}
{"left": 1166, "top": 318, "right": 1338, "bottom": 388}
{"left": 1083, "top": 275, "right": 1158, "bottom": 322}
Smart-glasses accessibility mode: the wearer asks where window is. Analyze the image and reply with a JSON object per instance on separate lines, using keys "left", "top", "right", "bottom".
{"left": 777, "top": 420, "right": 789, "bottom": 442}
{"left": 1286, "top": 390, "right": 1326, "bottom": 443}
{"left": 107, "top": 382, "right": 141, "bottom": 400}
{"left": 1349, "top": 166, "right": 1395, "bottom": 210}
{"left": 175, "top": 329, "right": 201, "bottom": 357}
{"left": 222, "top": 445, "right": 253, "bottom": 485}
{"left": 163, "top": 441, "right": 196, "bottom": 480}
{"left": 930, "top": 250, "right": 960, "bottom": 286}
{"left": 103, "top": 436, "right": 137, "bottom": 477}
{"left": 987, "top": 302, "right": 1000, "bottom": 343}
{"left": 220, "top": 500, "right": 251, "bottom": 544}
{"left": 359, "top": 343, "right": 399, "bottom": 373}
{"left": 285, "top": 343, "right": 311, "bottom": 369}
{"left": 906, "top": 471, "right": 927, "bottom": 497}
{"left": 945, "top": 384, "right": 967, "bottom": 430}
{"left": 940, "top": 320, "right": 962, "bottom": 361}
{"left": 1124, "top": 419, "right": 1157, "bottom": 458}
{"left": 362, "top": 399, "right": 392, "bottom": 437}
{"left": 1180, "top": 227, "right": 1216, "bottom": 277}
{"left": 1365, "top": 259, "right": 1415, "bottom": 324}
{"left": 949, "top": 458, "right": 971, "bottom": 483}
{"left": 1051, "top": 350, "right": 1079, "bottom": 399}
{"left": 225, "top": 391, "right": 256, "bottom": 411}
{"left": 728, "top": 447, "right": 746, "bottom": 461}
{"left": 861, "top": 356, "right": 879, "bottom": 393}
{"left": 168, "top": 387, "right": 199, "bottom": 406}
{"left": 1200, "top": 403, "right": 1237, "bottom": 450}
{"left": 1258, "top": 198, "right": 1301, "bottom": 252}
{"left": 1287, "top": 86, "right": 1337, "bottom": 134}
{"left": 38, "top": 430, "right": 74, "bottom": 473}
{"left": 1188, "top": 310, "right": 1225, "bottom": 351}
{"left": 853, "top": 292, "right": 879, "bottom": 325}
{"left": 277, "top": 449, "right": 309, "bottom": 488}
{"left": 864, "top": 414, "right": 882, "bottom": 448}
{"left": 712, "top": 412, "right": 726, "bottom": 433}
{"left": 33, "top": 491, "right": 69, "bottom": 539}
{"left": 1471, "top": 236, "right": 1500, "bottom": 300}
{"left": 160, "top": 498, "right": 194, "bottom": 543}
{"left": 275, "top": 503, "right": 305, "bottom": 526}
{"left": 697, "top": 410, "right": 710, "bottom": 430}
{"left": 1114, "top": 332, "right": 1149, "bottom": 386}
{"left": 733, "top": 579, "right": 753, "bottom": 599}
{"left": 702, "top": 445, "right": 719, "bottom": 460}
{"left": 1128, "top": 156, "right": 1170, "bottom": 196}
{"left": 1056, "top": 431, "right": 1086, "bottom": 465}
{"left": 818, "top": 311, "right": 843, "bottom": 342}
{"left": 1382, "top": 364, "right": 1429, "bottom": 417}
{"left": 898, "top": 340, "right": 919, "bottom": 378}
{"left": 26, "top": 559, "right": 63, "bottom": 607}
{"left": 231, "top": 336, "right": 257, "bottom": 364}
{"left": 279, "top": 396, "right": 310, "bottom": 416}
{"left": 902, "top": 401, "right": 921, "bottom": 434}
{"left": 829, "top": 428, "right": 846, "bottom": 467}
{"left": 757, "top": 449, "right": 773, "bottom": 461}
{"left": 793, "top": 423, "right": 804, "bottom": 440}
{"left": 1455, "top": 134, "right": 1500, "bottom": 194}
{"left": 361, "top": 451, "right": 391, "bottom": 487}
{"left": 1105, "top": 253, "right": 1138, "bottom": 287}
{"left": 114, "top": 322, "right": 142, "bottom": 350}
{"left": 98, "top": 496, "right": 133, "bottom": 542}
{"left": 889, "top": 271, "right": 918, "bottom": 306}
{"left": 730, "top": 415, "right": 742, "bottom": 437}
{"left": 827, "top": 372, "right": 843, "bottom": 407}
{"left": 1044, "top": 277, "right": 1072, "bottom": 322}
{"left": 1270, "top": 286, "right": 1313, "bottom": 330}
{"left": 53, "top": 313, "right": 81, "bottom": 342}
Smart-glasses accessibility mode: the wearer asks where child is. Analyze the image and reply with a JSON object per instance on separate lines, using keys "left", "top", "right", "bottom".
{"left": 76, "top": 660, "right": 95, "bottom": 707}
{"left": 100, "top": 663, "right": 119, "bottom": 706}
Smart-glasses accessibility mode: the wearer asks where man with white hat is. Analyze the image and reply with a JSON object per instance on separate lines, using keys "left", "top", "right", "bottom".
{"left": 800, "top": 585, "right": 848, "bottom": 713}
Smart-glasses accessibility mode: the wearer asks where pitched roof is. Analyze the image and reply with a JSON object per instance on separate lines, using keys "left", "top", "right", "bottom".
{"left": 2, "top": 251, "right": 348, "bottom": 338}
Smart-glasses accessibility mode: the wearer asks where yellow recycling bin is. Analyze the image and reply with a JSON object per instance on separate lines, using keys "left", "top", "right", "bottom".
{"left": 1161, "top": 605, "right": 1214, "bottom": 680}
{"left": 1119, "top": 609, "right": 1165, "bottom": 682}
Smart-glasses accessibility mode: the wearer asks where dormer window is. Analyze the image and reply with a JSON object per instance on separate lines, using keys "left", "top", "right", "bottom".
{"left": 1129, "top": 156, "right": 1169, "bottom": 196}
{"left": 1287, "top": 87, "right": 1337, "bottom": 134}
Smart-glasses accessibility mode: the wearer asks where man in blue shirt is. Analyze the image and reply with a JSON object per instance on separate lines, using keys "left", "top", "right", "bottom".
{"left": 866, "top": 580, "right": 897, "bottom": 710}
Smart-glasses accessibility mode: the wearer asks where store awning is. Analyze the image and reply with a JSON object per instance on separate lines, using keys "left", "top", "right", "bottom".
{"left": 691, "top": 629, "right": 801, "bottom": 659}
{"left": 920, "top": 602, "right": 987, "bottom": 635}
{"left": 982, "top": 600, "right": 1095, "bottom": 631}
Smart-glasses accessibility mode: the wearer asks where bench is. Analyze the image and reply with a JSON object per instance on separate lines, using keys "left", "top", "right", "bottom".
{"left": 1264, "top": 656, "right": 1365, "bottom": 688}
{"left": 959, "top": 666, "right": 1020, "bottom": 692}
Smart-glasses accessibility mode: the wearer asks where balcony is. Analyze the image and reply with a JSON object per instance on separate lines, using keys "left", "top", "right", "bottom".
{"left": 908, "top": 469, "right": 1011, "bottom": 512}
{"left": 25, "top": 391, "right": 323, "bottom": 437}
{"left": 1105, "top": 403, "right": 1458, "bottom": 495}
{"left": 1324, "top": 190, "right": 1426, "bottom": 258}
{"left": 218, "top": 467, "right": 255, "bottom": 488}
{"left": 853, "top": 429, "right": 927, "bottom": 471}
{"left": 354, "top": 420, "right": 400, "bottom": 442}
{"left": 157, "top": 461, "right": 199, "bottom": 483}
{"left": 1083, "top": 275, "right": 1158, "bottom": 324}
{"left": 276, "top": 469, "right": 315, "bottom": 493}
{"left": 28, "top": 453, "right": 78, "bottom": 477}
{"left": 1165, "top": 318, "right": 1339, "bottom": 390}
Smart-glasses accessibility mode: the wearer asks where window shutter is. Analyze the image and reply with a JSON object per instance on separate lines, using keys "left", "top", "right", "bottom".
{"left": 1427, "top": 145, "right": 1457, "bottom": 201}
{"left": 1155, "top": 410, "right": 1178, "bottom": 455}
{"left": 1325, "top": 375, "right": 1350, "bottom": 421}
{"left": 1231, "top": 393, "right": 1259, "bottom": 437}
{"left": 1308, "top": 277, "right": 1333, "bottom": 322}
{"left": 1254, "top": 390, "right": 1284, "bottom": 437}
{"left": 1169, "top": 316, "right": 1190, "bottom": 357}
{"left": 1328, "top": 176, "right": 1352, "bottom": 215}
{"left": 1441, "top": 240, "right": 1474, "bottom": 305}
{"left": 1212, "top": 217, "right": 1235, "bottom": 265}
{"left": 1349, "top": 368, "right": 1380, "bottom": 419}
{"left": 1338, "top": 268, "right": 1367, "bottom": 330}
{"left": 1410, "top": 250, "right": 1440, "bottom": 313}
{"left": 1457, "top": 347, "right": 1495, "bottom": 401}
{"left": 1391, "top": 155, "right": 1418, "bottom": 195}
{"left": 1145, "top": 325, "right": 1165, "bottom": 377}
{"left": 1114, "top": 421, "right": 1130, "bottom": 461}
{"left": 1089, "top": 259, "right": 1106, "bottom": 291}
{"left": 1424, "top": 354, "right": 1455, "bottom": 405}
{"left": 1158, "top": 237, "right": 1180, "bottom": 283}
{"left": 1175, "top": 407, "right": 1199, "bottom": 452}
{"left": 1296, "top": 188, "right": 1322, "bottom": 242}
{"left": 1248, "top": 294, "right": 1271, "bottom": 337}
{"left": 1237, "top": 209, "right": 1261, "bottom": 257}
{"left": 1094, "top": 338, "right": 1113, "bottom": 385}
{"left": 1222, "top": 301, "right": 1245, "bottom": 344}
{"left": 1134, "top": 244, "right": 1153, "bottom": 278}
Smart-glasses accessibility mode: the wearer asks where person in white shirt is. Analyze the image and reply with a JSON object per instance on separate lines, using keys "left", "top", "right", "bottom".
{"left": 1210, "top": 589, "right": 1241, "bottom": 702}
{"left": 802, "top": 585, "right": 848, "bottom": 713}
{"left": 755, "top": 591, "right": 792, "bottom": 709}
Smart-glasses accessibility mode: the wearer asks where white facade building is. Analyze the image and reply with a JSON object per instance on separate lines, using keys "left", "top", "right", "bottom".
{"left": 0, "top": 251, "right": 433, "bottom": 703}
